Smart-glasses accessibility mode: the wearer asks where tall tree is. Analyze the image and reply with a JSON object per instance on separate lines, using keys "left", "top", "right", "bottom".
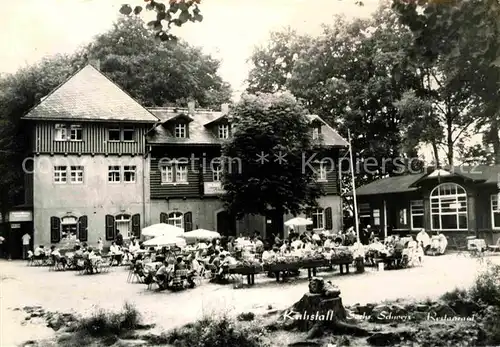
{"left": 393, "top": 0, "right": 500, "bottom": 164}
{"left": 87, "top": 16, "right": 232, "bottom": 108}
{"left": 222, "top": 92, "right": 322, "bottom": 219}
{"left": 246, "top": 28, "right": 311, "bottom": 94}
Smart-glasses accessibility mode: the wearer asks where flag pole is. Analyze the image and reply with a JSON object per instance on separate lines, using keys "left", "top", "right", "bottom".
{"left": 348, "top": 129, "right": 360, "bottom": 243}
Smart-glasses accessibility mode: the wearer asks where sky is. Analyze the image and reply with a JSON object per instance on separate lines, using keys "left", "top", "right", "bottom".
{"left": 0, "top": 0, "right": 380, "bottom": 95}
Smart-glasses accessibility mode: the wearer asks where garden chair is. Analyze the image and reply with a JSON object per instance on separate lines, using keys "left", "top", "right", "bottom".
{"left": 487, "top": 237, "right": 500, "bottom": 252}
{"left": 49, "top": 254, "right": 66, "bottom": 271}
{"left": 449, "top": 237, "right": 468, "bottom": 255}
{"left": 127, "top": 263, "right": 145, "bottom": 283}
{"left": 170, "top": 269, "right": 190, "bottom": 290}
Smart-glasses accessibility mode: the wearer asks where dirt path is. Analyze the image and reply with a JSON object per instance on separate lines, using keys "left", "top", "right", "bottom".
{"left": 1, "top": 254, "right": 498, "bottom": 346}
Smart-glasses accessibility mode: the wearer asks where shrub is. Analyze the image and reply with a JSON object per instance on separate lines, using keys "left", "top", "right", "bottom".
{"left": 74, "top": 302, "right": 141, "bottom": 338}
{"left": 440, "top": 288, "right": 468, "bottom": 304}
{"left": 482, "top": 305, "right": 500, "bottom": 345}
{"left": 165, "top": 315, "right": 268, "bottom": 347}
{"left": 469, "top": 263, "right": 500, "bottom": 307}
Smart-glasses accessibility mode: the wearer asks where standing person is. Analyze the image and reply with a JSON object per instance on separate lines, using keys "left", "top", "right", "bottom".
{"left": 0, "top": 234, "right": 5, "bottom": 259}
{"left": 97, "top": 237, "right": 103, "bottom": 254}
{"left": 416, "top": 229, "right": 431, "bottom": 254}
{"left": 115, "top": 230, "right": 124, "bottom": 247}
{"left": 22, "top": 232, "right": 31, "bottom": 259}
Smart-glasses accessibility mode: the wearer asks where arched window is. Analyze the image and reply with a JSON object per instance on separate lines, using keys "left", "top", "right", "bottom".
{"left": 168, "top": 212, "right": 183, "bottom": 229}
{"left": 430, "top": 183, "right": 467, "bottom": 230}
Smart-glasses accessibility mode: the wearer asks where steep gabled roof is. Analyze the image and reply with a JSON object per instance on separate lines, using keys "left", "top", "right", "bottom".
{"left": 22, "top": 64, "right": 159, "bottom": 123}
{"left": 305, "top": 114, "right": 348, "bottom": 148}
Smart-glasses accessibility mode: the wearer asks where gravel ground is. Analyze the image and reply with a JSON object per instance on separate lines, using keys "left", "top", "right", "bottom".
{"left": 1, "top": 253, "right": 499, "bottom": 346}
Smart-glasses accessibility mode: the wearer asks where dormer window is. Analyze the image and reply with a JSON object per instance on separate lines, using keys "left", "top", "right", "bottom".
{"left": 312, "top": 127, "right": 320, "bottom": 140}
{"left": 175, "top": 123, "right": 187, "bottom": 138}
{"left": 218, "top": 124, "right": 229, "bottom": 139}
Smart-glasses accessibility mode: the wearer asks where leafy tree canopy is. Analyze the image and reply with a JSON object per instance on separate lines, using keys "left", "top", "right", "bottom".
{"left": 222, "top": 92, "right": 323, "bottom": 218}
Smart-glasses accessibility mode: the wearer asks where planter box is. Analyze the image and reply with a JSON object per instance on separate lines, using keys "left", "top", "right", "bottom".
{"left": 263, "top": 262, "right": 301, "bottom": 272}
{"left": 229, "top": 265, "right": 262, "bottom": 275}
{"left": 331, "top": 257, "right": 353, "bottom": 265}
{"left": 299, "top": 259, "right": 328, "bottom": 268}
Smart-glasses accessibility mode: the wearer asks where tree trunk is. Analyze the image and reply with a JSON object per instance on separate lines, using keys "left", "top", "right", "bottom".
{"left": 431, "top": 140, "right": 440, "bottom": 168}
{"left": 490, "top": 118, "right": 500, "bottom": 165}
{"left": 447, "top": 119, "right": 454, "bottom": 167}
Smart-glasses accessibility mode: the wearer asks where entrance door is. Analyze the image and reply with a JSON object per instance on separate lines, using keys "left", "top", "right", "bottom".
{"left": 216, "top": 211, "right": 236, "bottom": 237}
{"left": 265, "top": 210, "right": 284, "bottom": 240}
{"left": 9, "top": 222, "right": 33, "bottom": 259}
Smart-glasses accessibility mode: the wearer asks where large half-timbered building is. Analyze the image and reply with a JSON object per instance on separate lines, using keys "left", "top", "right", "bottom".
{"left": 6, "top": 63, "right": 348, "bottom": 256}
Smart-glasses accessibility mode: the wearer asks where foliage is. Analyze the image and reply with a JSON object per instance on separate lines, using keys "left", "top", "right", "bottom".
{"left": 246, "top": 28, "right": 311, "bottom": 94}
{"left": 392, "top": 0, "right": 500, "bottom": 164}
{"left": 0, "top": 54, "right": 85, "bottom": 219}
{"left": 120, "top": 0, "right": 203, "bottom": 42}
{"left": 165, "top": 315, "right": 268, "bottom": 347}
{"left": 222, "top": 92, "right": 323, "bottom": 219}
{"left": 87, "top": 16, "right": 231, "bottom": 108}
{"left": 469, "top": 263, "right": 500, "bottom": 307}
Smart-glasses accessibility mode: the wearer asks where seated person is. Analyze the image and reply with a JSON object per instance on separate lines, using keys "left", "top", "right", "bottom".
{"left": 154, "top": 260, "right": 173, "bottom": 289}
{"left": 74, "top": 245, "right": 84, "bottom": 258}
{"left": 416, "top": 229, "right": 431, "bottom": 254}
{"left": 34, "top": 245, "right": 45, "bottom": 257}
{"left": 109, "top": 241, "right": 123, "bottom": 265}
{"left": 280, "top": 240, "right": 291, "bottom": 254}
{"left": 291, "top": 237, "right": 303, "bottom": 251}
{"left": 262, "top": 246, "right": 277, "bottom": 262}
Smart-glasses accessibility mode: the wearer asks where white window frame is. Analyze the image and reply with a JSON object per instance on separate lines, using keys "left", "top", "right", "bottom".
{"left": 218, "top": 124, "right": 229, "bottom": 139}
{"left": 123, "top": 166, "right": 136, "bottom": 183}
{"left": 122, "top": 127, "right": 135, "bottom": 142}
{"left": 430, "top": 183, "right": 468, "bottom": 231}
{"left": 491, "top": 194, "right": 500, "bottom": 230}
{"left": 399, "top": 208, "right": 408, "bottom": 225}
{"left": 312, "top": 127, "right": 319, "bottom": 140}
{"left": 175, "top": 123, "right": 186, "bottom": 138}
{"left": 115, "top": 215, "right": 131, "bottom": 238}
{"left": 55, "top": 124, "right": 67, "bottom": 141}
{"left": 167, "top": 212, "right": 183, "bottom": 229}
{"left": 213, "top": 164, "right": 223, "bottom": 182}
{"left": 69, "top": 124, "right": 83, "bottom": 141}
{"left": 161, "top": 166, "right": 174, "bottom": 184}
{"left": 60, "top": 216, "right": 78, "bottom": 240}
{"left": 108, "top": 128, "right": 121, "bottom": 142}
{"left": 108, "top": 165, "right": 121, "bottom": 183}
{"left": 176, "top": 165, "right": 188, "bottom": 183}
{"left": 373, "top": 209, "right": 381, "bottom": 226}
{"left": 54, "top": 166, "right": 67, "bottom": 184}
{"left": 410, "top": 200, "right": 424, "bottom": 230}
{"left": 318, "top": 162, "right": 328, "bottom": 182}
{"left": 312, "top": 208, "right": 325, "bottom": 230}
{"left": 70, "top": 166, "right": 84, "bottom": 184}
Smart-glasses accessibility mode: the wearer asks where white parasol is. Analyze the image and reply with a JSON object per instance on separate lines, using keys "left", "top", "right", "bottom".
{"left": 284, "top": 217, "right": 313, "bottom": 227}
{"left": 141, "top": 223, "right": 184, "bottom": 237}
{"left": 143, "top": 235, "right": 187, "bottom": 247}
{"left": 181, "top": 229, "right": 221, "bottom": 241}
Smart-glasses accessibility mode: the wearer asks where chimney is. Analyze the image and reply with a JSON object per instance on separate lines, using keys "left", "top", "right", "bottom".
{"left": 221, "top": 103, "right": 229, "bottom": 115}
{"left": 187, "top": 100, "right": 195, "bottom": 115}
{"left": 89, "top": 59, "right": 100, "bottom": 71}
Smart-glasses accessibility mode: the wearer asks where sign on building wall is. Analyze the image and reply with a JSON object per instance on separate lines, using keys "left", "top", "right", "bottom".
{"left": 204, "top": 182, "right": 225, "bottom": 195}
{"left": 11, "top": 223, "right": 21, "bottom": 229}
{"left": 9, "top": 211, "right": 33, "bottom": 222}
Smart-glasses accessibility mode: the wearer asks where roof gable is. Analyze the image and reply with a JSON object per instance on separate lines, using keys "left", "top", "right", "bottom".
{"left": 22, "top": 65, "right": 159, "bottom": 123}
{"left": 349, "top": 173, "right": 426, "bottom": 196}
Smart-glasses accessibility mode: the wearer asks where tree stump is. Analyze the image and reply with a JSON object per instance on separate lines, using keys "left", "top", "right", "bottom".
{"left": 280, "top": 277, "right": 370, "bottom": 339}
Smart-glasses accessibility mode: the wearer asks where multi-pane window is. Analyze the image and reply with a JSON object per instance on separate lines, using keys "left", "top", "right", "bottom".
{"left": 312, "top": 208, "right": 324, "bottom": 230}
{"left": 176, "top": 165, "right": 188, "bottom": 182}
{"left": 430, "top": 183, "right": 468, "bottom": 230}
{"left": 312, "top": 127, "right": 320, "bottom": 140}
{"left": 123, "top": 166, "right": 136, "bottom": 183}
{"left": 213, "top": 165, "right": 223, "bottom": 182}
{"left": 115, "top": 215, "right": 131, "bottom": 237}
{"left": 123, "top": 127, "right": 135, "bottom": 141}
{"left": 318, "top": 162, "right": 328, "bottom": 181}
{"left": 161, "top": 162, "right": 188, "bottom": 184}
{"left": 168, "top": 212, "right": 183, "bottom": 228}
{"left": 108, "top": 166, "right": 121, "bottom": 182}
{"left": 161, "top": 166, "right": 174, "bottom": 183}
{"left": 70, "top": 166, "right": 84, "bottom": 184}
{"left": 108, "top": 128, "right": 121, "bottom": 141}
{"left": 61, "top": 216, "right": 78, "bottom": 239}
{"left": 399, "top": 208, "right": 408, "bottom": 225}
{"left": 373, "top": 209, "right": 381, "bottom": 226}
{"left": 55, "top": 124, "right": 67, "bottom": 141}
{"left": 54, "top": 166, "right": 67, "bottom": 183}
{"left": 491, "top": 194, "right": 500, "bottom": 229}
{"left": 69, "top": 125, "right": 83, "bottom": 141}
{"left": 218, "top": 124, "right": 229, "bottom": 139}
{"left": 175, "top": 124, "right": 186, "bottom": 138}
{"left": 410, "top": 200, "right": 424, "bottom": 229}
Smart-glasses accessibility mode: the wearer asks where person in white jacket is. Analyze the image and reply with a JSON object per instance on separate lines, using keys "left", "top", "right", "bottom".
{"left": 416, "top": 229, "right": 431, "bottom": 254}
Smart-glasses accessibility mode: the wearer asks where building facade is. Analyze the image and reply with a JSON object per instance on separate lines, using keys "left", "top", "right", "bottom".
{"left": 352, "top": 166, "right": 500, "bottom": 246}
{"left": 8, "top": 63, "right": 348, "bottom": 256}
